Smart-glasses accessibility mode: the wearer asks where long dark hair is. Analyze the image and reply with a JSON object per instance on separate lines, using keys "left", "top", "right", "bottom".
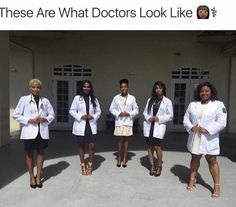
{"left": 147, "top": 81, "right": 166, "bottom": 113}
{"left": 79, "top": 80, "right": 97, "bottom": 108}
{"left": 194, "top": 82, "right": 218, "bottom": 101}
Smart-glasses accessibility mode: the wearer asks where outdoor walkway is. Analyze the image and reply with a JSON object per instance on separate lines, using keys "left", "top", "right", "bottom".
{"left": 0, "top": 131, "right": 235, "bottom": 207}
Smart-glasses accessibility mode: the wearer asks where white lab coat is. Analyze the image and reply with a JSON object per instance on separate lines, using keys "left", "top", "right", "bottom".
{"left": 183, "top": 100, "right": 227, "bottom": 155}
{"left": 69, "top": 95, "right": 101, "bottom": 136}
{"left": 109, "top": 93, "right": 139, "bottom": 127}
{"left": 13, "top": 94, "right": 55, "bottom": 140}
{"left": 143, "top": 96, "right": 173, "bottom": 139}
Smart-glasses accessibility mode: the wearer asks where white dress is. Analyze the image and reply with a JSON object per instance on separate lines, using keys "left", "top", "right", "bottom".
{"left": 114, "top": 95, "right": 133, "bottom": 136}
{"left": 190, "top": 103, "right": 208, "bottom": 155}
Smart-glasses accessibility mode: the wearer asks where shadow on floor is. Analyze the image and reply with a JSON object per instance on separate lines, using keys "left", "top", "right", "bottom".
{"left": 42, "top": 161, "right": 70, "bottom": 183}
{"left": 170, "top": 164, "right": 213, "bottom": 192}
{"left": 85, "top": 154, "right": 106, "bottom": 172}
{"left": 0, "top": 131, "right": 235, "bottom": 189}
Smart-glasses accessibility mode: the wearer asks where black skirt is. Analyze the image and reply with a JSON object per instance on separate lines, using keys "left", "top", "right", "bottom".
{"left": 23, "top": 133, "right": 48, "bottom": 151}
{"left": 146, "top": 137, "right": 162, "bottom": 146}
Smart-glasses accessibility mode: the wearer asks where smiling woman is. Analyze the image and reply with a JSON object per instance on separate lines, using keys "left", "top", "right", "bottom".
{"left": 183, "top": 82, "right": 227, "bottom": 198}
{"left": 13, "top": 78, "right": 55, "bottom": 189}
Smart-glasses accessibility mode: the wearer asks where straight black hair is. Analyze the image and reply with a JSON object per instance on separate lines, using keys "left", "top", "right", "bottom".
{"left": 79, "top": 80, "right": 97, "bottom": 108}
{"left": 147, "top": 81, "right": 166, "bottom": 113}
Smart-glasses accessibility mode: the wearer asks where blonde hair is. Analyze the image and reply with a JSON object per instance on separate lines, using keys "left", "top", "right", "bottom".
{"left": 29, "top": 78, "right": 42, "bottom": 88}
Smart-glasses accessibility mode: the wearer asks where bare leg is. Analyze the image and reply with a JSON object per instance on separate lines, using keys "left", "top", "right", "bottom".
{"left": 154, "top": 145, "right": 163, "bottom": 176}
{"left": 147, "top": 144, "right": 155, "bottom": 175}
{"left": 26, "top": 150, "right": 36, "bottom": 186}
{"left": 123, "top": 137, "right": 129, "bottom": 166}
{"left": 205, "top": 155, "right": 220, "bottom": 198}
{"left": 187, "top": 154, "right": 202, "bottom": 190}
{"left": 79, "top": 143, "right": 86, "bottom": 175}
{"left": 36, "top": 150, "right": 44, "bottom": 187}
{"left": 87, "top": 143, "right": 95, "bottom": 175}
{"left": 117, "top": 137, "right": 123, "bottom": 166}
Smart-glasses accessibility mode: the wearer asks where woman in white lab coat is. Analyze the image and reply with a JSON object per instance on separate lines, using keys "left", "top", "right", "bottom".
{"left": 109, "top": 79, "right": 139, "bottom": 167}
{"left": 69, "top": 80, "right": 101, "bottom": 176}
{"left": 143, "top": 81, "right": 173, "bottom": 176}
{"left": 13, "top": 79, "right": 55, "bottom": 188}
{"left": 183, "top": 82, "right": 227, "bottom": 198}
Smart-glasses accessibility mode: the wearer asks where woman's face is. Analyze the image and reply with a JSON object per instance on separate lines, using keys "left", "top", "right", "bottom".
{"left": 83, "top": 82, "right": 91, "bottom": 95}
{"left": 30, "top": 83, "right": 41, "bottom": 96}
{"left": 155, "top": 84, "right": 164, "bottom": 97}
{"left": 200, "top": 85, "right": 211, "bottom": 102}
{"left": 120, "top": 83, "right": 128, "bottom": 95}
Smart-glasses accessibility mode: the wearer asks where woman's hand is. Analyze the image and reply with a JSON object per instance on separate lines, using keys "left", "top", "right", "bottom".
{"left": 198, "top": 126, "right": 208, "bottom": 134}
{"left": 81, "top": 114, "right": 88, "bottom": 120}
{"left": 28, "top": 117, "right": 39, "bottom": 125}
{"left": 87, "top": 115, "right": 94, "bottom": 120}
{"left": 148, "top": 116, "right": 157, "bottom": 123}
{"left": 191, "top": 125, "right": 199, "bottom": 133}
{"left": 38, "top": 117, "right": 48, "bottom": 123}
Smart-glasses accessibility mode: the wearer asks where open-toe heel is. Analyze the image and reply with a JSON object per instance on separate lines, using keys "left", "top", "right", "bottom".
{"left": 187, "top": 178, "right": 197, "bottom": 191}
{"left": 155, "top": 166, "right": 162, "bottom": 177}
{"left": 81, "top": 163, "right": 87, "bottom": 176}
{"left": 149, "top": 164, "right": 155, "bottom": 176}
{"left": 211, "top": 184, "right": 220, "bottom": 198}
{"left": 86, "top": 162, "right": 93, "bottom": 176}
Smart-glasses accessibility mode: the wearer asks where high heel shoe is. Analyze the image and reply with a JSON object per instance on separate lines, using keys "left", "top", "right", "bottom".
{"left": 86, "top": 162, "right": 93, "bottom": 176}
{"left": 117, "top": 159, "right": 121, "bottom": 167}
{"left": 122, "top": 160, "right": 127, "bottom": 168}
{"left": 81, "top": 163, "right": 87, "bottom": 176}
{"left": 187, "top": 178, "right": 197, "bottom": 191}
{"left": 30, "top": 177, "right": 37, "bottom": 189}
{"left": 149, "top": 164, "right": 155, "bottom": 176}
{"left": 211, "top": 184, "right": 220, "bottom": 198}
{"left": 35, "top": 176, "right": 43, "bottom": 188}
{"left": 154, "top": 166, "right": 162, "bottom": 177}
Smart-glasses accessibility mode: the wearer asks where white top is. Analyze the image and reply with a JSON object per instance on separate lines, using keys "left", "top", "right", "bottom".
{"left": 183, "top": 100, "right": 227, "bottom": 155}
{"left": 191, "top": 103, "right": 208, "bottom": 155}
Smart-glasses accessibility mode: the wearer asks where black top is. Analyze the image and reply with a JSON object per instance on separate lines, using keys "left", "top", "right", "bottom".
{"left": 149, "top": 98, "right": 162, "bottom": 138}
{"left": 83, "top": 95, "right": 93, "bottom": 137}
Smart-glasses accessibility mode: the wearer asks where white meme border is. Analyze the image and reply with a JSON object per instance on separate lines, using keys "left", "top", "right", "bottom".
{"left": 0, "top": 0, "right": 235, "bottom": 30}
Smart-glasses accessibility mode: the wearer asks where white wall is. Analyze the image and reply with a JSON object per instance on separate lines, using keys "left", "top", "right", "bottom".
{"left": 0, "top": 32, "right": 10, "bottom": 146}
{"left": 9, "top": 42, "right": 33, "bottom": 133}
{"left": 9, "top": 32, "right": 233, "bottom": 132}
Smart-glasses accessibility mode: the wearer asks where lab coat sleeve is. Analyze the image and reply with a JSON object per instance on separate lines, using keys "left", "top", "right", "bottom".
{"left": 204, "top": 102, "right": 227, "bottom": 135}
{"left": 45, "top": 100, "right": 55, "bottom": 124}
{"left": 158, "top": 100, "right": 174, "bottom": 124}
{"left": 12, "top": 97, "right": 30, "bottom": 125}
{"left": 69, "top": 97, "right": 84, "bottom": 122}
{"left": 183, "top": 103, "right": 194, "bottom": 133}
{"left": 92, "top": 99, "right": 101, "bottom": 121}
{"left": 109, "top": 97, "right": 120, "bottom": 118}
{"left": 143, "top": 99, "right": 152, "bottom": 122}
{"left": 129, "top": 97, "right": 139, "bottom": 119}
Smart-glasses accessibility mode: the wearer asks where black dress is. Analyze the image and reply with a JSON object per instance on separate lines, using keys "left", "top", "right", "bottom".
{"left": 23, "top": 95, "right": 48, "bottom": 151}
{"left": 76, "top": 95, "right": 96, "bottom": 144}
{"left": 146, "top": 98, "right": 162, "bottom": 146}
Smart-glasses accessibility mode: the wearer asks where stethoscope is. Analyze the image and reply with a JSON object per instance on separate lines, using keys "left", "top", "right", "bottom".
{"left": 29, "top": 94, "right": 42, "bottom": 113}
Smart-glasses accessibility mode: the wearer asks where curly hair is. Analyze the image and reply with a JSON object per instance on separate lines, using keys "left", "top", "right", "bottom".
{"left": 194, "top": 82, "right": 218, "bottom": 101}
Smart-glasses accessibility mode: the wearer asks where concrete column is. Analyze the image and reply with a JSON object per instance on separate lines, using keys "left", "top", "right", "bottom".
{"left": 0, "top": 32, "right": 10, "bottom": 146}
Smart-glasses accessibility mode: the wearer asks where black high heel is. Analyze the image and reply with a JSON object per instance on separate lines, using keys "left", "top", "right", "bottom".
{"left": 149, "top": 164, "right": 155, "bottom": 176}
{"left": 117, "top": 160, "right": 121, "bottom": 167}
{"left": 30, "top": 177, "right": 37, "bottom": 189}
{"left": 36, "top": 177, "right": 43, "bottom": 188}
{"left": 154, "top": 166, "right": 162, "bottom": 177}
